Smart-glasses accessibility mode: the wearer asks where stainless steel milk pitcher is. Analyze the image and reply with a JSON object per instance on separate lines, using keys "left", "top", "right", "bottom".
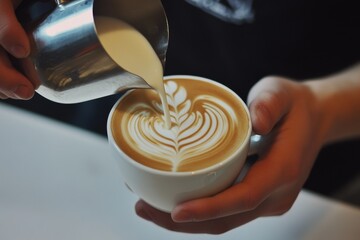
{"left": 16, "top": 0, "right": 168, "bottom": 103}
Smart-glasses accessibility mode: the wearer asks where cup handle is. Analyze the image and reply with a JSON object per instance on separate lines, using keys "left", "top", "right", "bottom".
{"left": 234, "top": 129, "right": 278, "bottom": 183}
{"left": 248, "top": 128, "right": 278, "bottom": 156}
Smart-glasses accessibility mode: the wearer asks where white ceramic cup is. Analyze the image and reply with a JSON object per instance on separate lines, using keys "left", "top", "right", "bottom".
{"left": 107, "top": 75, "right": 267, "bottom": 212}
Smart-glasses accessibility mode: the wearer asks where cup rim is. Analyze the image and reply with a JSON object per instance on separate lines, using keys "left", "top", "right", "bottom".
{"left": 107, "top": 75, "right": 252, "bottom": 176}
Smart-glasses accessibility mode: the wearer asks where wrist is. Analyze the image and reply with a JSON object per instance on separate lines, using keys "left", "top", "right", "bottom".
{"left": 302, "top": 79, "right": 336, "bottom": 145}
{"left": 303, "top": 64, "right": 360, "bottom": 144}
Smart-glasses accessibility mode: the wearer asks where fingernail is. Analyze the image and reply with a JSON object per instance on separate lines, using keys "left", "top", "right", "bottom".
{"left": 172, "top": 209, "right": 194, "bottom": 222}
{"left": 14, "top": 85, "right": 33, "bottom": 100}
{"left": 11, "top": 45, "right": 29, "bottom": 58}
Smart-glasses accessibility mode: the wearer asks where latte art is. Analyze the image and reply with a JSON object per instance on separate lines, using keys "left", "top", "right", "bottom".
{"left": 112, "top": 78, "right": 249, "bottom": 172}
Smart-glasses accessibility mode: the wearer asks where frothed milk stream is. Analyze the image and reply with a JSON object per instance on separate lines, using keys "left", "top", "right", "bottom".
{"left": 95, "top": 16, "right": 171, "bottom": 128}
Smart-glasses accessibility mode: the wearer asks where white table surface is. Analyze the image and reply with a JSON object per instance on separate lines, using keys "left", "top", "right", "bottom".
{"left": 1, "top": 102, "right": 360, "bottom": 240}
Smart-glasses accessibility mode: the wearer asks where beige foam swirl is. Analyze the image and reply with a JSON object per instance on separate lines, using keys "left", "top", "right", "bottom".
{"left": 121, "top": 81, "right": 238, "bottom": 172}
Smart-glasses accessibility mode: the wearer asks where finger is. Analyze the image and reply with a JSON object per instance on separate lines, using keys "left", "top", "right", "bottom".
{"left": 136, "top": 181, "right": 301, "bottom": 234}
{"left": 137, "top": 192, "right": 298, "bottom": 235}
{"left": 0, "top": 92, "right": 8, "bottom": 99}
{"left": 0, "top": 0, "right": 30, "bottom": 58}
{"left": 136, "top": 199, "right": 260, "bottom": 234}
{"left": 247, "top": 77, "right": 292, "bottom": 135}
{"left": 171, "top": 152, "right": 286, "bottom": 223}
{"left": 259, "top": 186, "right": 301, "bottom": 217}
{"left": 0, "top": 47, "right": 34, "bottom": 99}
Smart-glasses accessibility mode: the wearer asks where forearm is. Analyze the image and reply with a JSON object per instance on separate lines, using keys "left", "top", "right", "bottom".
{"left": 304, "top": 63, "right": 360, "bottom": 144}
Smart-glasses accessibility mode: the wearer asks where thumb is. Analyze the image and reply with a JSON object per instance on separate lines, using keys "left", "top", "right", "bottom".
{"left": 247, "top": 77, "right": 292, "bottom": 135}
{"left": 0, "top": 0, "right": 30, "bottom": 58}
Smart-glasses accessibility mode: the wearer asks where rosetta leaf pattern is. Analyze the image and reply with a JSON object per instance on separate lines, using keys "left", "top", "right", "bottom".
{"left": 127, "top": 80, "right": 231, "bottom": 172}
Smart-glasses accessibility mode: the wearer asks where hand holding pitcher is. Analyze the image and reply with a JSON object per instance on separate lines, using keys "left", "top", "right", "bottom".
{"left": 0, "top": 0, "right": 34, "bottom": 100}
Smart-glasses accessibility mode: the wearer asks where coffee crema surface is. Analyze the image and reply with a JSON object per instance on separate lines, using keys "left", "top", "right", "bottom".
{"left": 111, "top": 78, "right": 249, "bottom": 172}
